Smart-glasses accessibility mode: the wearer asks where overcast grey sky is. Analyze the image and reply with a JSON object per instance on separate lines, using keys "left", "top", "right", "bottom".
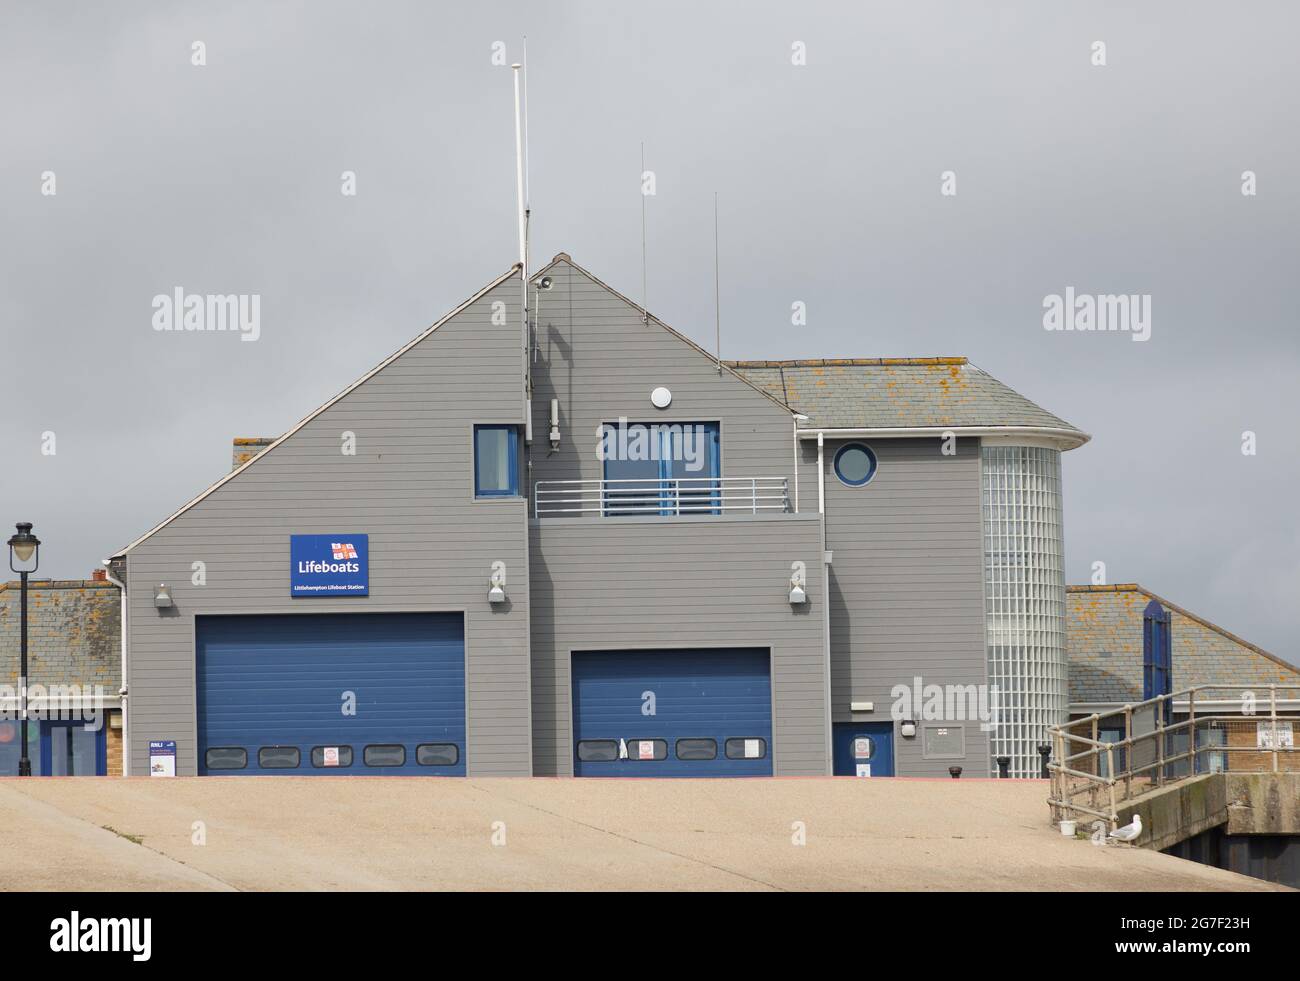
{"left": 3, "top": 2, "right": 1297, "bottom": 663}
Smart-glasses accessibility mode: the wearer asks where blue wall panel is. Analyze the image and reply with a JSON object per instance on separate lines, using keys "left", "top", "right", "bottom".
{"left": 572, "top": 648, "right": 772, "bottom": 777}
{"left": 196, "top": 612, "right": 465, "bottom": 776}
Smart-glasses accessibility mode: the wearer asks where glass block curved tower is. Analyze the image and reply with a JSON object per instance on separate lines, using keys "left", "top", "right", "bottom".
{"left": 981, "top": 444, "right": 1068, "bottom": 778}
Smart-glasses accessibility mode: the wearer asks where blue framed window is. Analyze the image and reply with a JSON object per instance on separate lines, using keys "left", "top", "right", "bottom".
{"left": 474, "top": 425, "right": 520, "bottom": 497}
{"left": 0, "top": 719, "right": 106, "bottom": 776}
{"left": 42, "top": 720, "right": 107, "bottom": 776}
{"left": 833, "top": 442, "right": 878, "bottom": 487}
{"left": 600, "top": 421, "right": 720, "bottom": 515}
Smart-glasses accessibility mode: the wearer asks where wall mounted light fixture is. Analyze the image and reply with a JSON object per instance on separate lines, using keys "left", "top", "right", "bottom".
{"left": 788, "top": 562, "right": 807, "bottom": 605}
{"left": 488, "top": 561, "right": 507, "bottom": 604}
{"left": 153, "top": 584, "right": 173, "bottom": 609}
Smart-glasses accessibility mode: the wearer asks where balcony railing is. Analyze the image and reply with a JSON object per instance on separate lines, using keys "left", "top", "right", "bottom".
{"left": 533, "top": 476, "right": 790, "bottom": 519}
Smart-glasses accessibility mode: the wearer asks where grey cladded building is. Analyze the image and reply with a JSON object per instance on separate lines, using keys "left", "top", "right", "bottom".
{"left": 106, "top": 255, "right": 1088, "bottom": 779}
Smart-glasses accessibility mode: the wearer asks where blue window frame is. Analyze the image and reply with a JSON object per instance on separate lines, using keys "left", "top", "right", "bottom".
{"left": 601, "top": 421, "right": 720, "bottom": 515}
{"left": 0, "top": 719, "right": 106, "bottom": 776}
{"left": 833, "top": 442, "right": 878, "bottom": 487}
{"left": 41, "top": 720, "right": 107, "bottom": 776}
{"left": 474, "top": 425, "right": 520, "bottom": 497}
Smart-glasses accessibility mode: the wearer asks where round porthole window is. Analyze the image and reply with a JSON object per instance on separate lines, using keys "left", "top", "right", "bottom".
{"left": 833, "top": 443, "right": 878, "bottom": 487}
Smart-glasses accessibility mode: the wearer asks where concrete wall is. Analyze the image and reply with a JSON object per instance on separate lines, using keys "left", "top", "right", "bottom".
{"left": 529, "top": 514, "right": 828, "bottom": 776}
{"left": 122, "top": 268, "right": 533, "bottom": 777}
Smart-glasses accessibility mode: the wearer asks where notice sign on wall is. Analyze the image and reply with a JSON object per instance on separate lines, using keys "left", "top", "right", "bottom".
{"left": 1257, "top": 721, "right": 1295, "bottom": 749}
{"left": 149, "top": 740, "right": 176, "bottom": 777}
{"left": 290, "top": 534, "right": 369, "bottom": 596}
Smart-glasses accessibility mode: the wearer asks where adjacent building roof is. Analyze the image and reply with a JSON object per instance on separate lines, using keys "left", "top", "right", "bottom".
{"left": 725, "top": 358, "right": 1087, "bottom": 445}
{"left": 1067, "top": 584, "right": 1300, "bottom": 706}
{"left": 0, "top": 580, "right": 120, "bottom": 692}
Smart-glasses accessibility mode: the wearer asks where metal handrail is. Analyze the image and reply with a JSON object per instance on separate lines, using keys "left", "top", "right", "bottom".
{"left": 533, "top": 476, "right": 791, "bottom": 518}
{"left": 1046, "top": 684, "right": 1300, "bottom": 831}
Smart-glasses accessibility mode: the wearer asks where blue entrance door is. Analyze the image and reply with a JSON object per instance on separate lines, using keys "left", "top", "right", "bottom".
{"left": 833, "top": 722, "right": 895, "bottom": 776}
{"left": 41, "top": 721, "right": 107, "bottom": 775}
{"left": 571, "top": 648, "right": 772, "bottom": 777}
{"left": 196, "top": 612, "right": 466, "bottom": 775}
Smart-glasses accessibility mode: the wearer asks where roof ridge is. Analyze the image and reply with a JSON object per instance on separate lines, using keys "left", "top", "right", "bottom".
{"left": 1069, "top": 583, "right": 1300, "bottom": 676}
{"left": 724, "top": 357, "right": 968, "bottom": 368}
{"left": 1, "top": 579, "right": 117, "bottom": 591}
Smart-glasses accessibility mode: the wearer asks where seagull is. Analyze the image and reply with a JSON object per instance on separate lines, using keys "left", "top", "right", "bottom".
{"left": 1109, "top": 813, "right": 1142, "bottom": 844}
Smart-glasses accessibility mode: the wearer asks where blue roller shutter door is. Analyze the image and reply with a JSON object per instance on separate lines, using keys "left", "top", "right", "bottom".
{"left": 571, "top": 648, "right": 773, "bottom": 777}
{"left": 196, "top": 612, "right": 465, "bottom": 775}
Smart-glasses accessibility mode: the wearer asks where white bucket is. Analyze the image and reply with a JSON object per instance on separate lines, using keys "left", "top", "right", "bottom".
{"left": 1059, "top": 820, "right": 1077, "bottom": 837}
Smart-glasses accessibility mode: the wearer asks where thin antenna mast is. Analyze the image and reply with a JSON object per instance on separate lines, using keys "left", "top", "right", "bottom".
{"left": 640, "top": 142, "right": 648, "bottom": 326}
{"left": 522, "top": 37, "right": 532, "bottom": 275}
{"left": 512, "top": 61, "right": 530, "bottom": 441}
{"left": 714, "top": 191, "right": 721, "bottom": 375}
{"left": 512, "top": 64, "right": 527, "bottom": 270}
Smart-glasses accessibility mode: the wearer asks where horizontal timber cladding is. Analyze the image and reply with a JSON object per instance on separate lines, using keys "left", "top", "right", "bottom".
{"left": 123, "top": 269, "right": 533, "bottom": 777}
{"left": 527, "top": 258, "right": 797, "bottom": 488}
{"left": 529, "top": 514, "right": 829, "bottom": 776}
{"left": 799, "top": 436, "right": 991, "bottom": 777}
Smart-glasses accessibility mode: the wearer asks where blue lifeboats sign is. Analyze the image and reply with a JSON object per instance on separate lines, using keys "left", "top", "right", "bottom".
{"left": 290, "top": 534, "right": 369, "bottom": 596}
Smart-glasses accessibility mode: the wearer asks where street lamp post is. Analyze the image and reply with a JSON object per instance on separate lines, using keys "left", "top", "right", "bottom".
{"left": 8, "top": 522, "right": 40, "bottom": 777}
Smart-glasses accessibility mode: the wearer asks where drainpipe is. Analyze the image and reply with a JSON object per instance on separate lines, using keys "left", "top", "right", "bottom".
{"left": 791, "top": 417, "right": 799, "bottom": 512}
{"left": 791, "top": 414, "right": 810, "bottom": 513}
{"left": 816, "top": 432, "right": 825, "bottom": 517}
{"left": 817, "top": 431, "right": 832, "bottom": 773}
{"left": 102, "top": 558, "right": 128, "bottom": 777}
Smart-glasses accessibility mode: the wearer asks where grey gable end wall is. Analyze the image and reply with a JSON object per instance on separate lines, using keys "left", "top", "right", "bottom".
{"left": 525, "top": 259, "right": 828, "bottom": 775}
{"left": 124, "top": 271, "right": 533, "bottom": 777}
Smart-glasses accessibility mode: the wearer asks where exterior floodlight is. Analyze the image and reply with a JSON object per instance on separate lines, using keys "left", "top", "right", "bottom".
{"left": 788, "top": 569, "right": 807, "bottom": 605}
{"left": 154, "top": 584, "right": 173, "bottom": 609}
{"left": 488, "top": 564, "right": 506, "bottom": 605}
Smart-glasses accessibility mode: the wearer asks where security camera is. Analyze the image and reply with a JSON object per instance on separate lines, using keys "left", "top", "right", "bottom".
{"left": 538, "top": 276, "right": 553, "bottom": 290}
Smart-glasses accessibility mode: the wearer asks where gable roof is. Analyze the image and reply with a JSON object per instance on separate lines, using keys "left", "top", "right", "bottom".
{"left": 529, "top": 253, "right": 796, "bottom": 417}
{"left": 110, "top": 263, "right": 521, "bottom": 558}
{"left": 1067, "top": 583, "right": 1300, "bottom": 705}
{"left": 726, "top": 359, "right": 1087, "bottom": 444}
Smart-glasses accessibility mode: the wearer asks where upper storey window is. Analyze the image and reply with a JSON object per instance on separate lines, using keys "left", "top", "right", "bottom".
{"left": 600, "top": 421, "right": 720, "bottom": 515}
{"left": 474, "top": 425, "right": 521, "bottom": 497}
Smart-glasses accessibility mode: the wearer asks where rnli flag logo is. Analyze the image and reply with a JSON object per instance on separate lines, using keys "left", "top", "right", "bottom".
{"left": 332, "top": 543, "right": 358, "bottom": 560}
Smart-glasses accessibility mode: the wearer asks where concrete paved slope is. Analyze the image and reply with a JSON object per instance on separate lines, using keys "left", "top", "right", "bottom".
{"left": 0, "top": 777, "right": 1287, "bottom": 891}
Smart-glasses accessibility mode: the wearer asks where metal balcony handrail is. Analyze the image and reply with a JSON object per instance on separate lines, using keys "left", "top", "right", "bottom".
{"left": 533, "top": 476, "right": 791, "bottom": 518}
